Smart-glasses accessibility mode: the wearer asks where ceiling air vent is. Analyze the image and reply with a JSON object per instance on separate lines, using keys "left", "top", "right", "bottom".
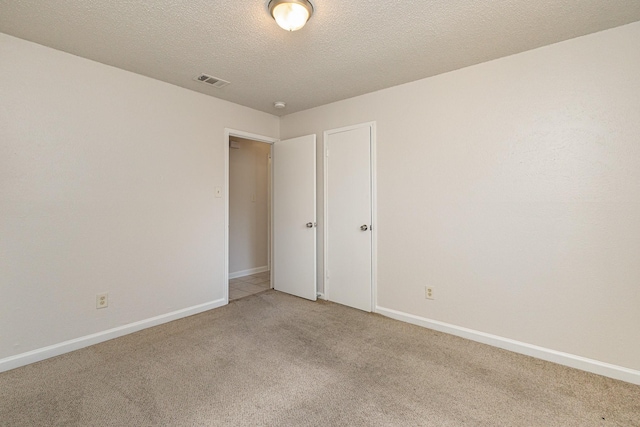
{"left": 194, "top": 74, "right": 230, "bottom": 88}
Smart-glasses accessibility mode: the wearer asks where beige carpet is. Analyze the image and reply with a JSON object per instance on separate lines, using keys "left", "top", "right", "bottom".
{"left": 1, "top": 290, "right": 638, "bottom": 426}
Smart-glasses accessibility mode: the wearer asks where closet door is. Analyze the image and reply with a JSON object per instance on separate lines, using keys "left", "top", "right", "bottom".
{"left": 325, "top": 124, "right": 373, "bottom": 311}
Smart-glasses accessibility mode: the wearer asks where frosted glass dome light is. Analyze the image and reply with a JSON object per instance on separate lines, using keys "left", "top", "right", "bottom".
{"left": 269, "top": 0, "right": 314, "bottom": 31}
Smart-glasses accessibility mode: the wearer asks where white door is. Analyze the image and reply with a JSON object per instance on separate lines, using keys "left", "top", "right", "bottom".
{"left": 272, "top": 134, "right": 317, "bottom": 301}
{"left": 325, "top": 124, "right": 373, "bottom": 311}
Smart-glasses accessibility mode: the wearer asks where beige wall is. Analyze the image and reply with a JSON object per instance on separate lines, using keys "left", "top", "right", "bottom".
{"left": 229, "top": 139, "right": 271, "bottom": 275}
{"left": 280, "top": 22, "right": 640, "bottom": 371}
{"left": 3, "top": 21, "right": 640, "bottom": 380}
{"left": 0, "top": 33, "right": 279, "bottom": 361}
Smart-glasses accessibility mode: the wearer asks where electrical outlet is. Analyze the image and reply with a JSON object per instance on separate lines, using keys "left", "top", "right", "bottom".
{"left": 96, "top": 293, "right": 108, "bottom": 309}
{"left": 425, "top": 286, "right": 435, "bottom": 300}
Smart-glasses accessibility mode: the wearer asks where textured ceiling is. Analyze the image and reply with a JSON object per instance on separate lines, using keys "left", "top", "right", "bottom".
{"left": 1, "top": 1, "right": 640, "bottom": 116}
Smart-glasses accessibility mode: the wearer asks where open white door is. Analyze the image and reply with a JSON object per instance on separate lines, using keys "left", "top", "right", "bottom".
{"left": 272, "top": 134, "right": 317, "bottom": 301}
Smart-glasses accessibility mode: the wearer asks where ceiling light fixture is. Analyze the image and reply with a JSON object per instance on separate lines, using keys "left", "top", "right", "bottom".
{"left": 268, "top": 0, "right": 314, "bottom": 31}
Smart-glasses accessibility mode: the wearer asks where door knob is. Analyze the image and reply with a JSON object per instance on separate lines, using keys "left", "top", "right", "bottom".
{"left": 360, "top": 225, "right": 368, "bottom": 231}
{"left": 306, "top": 222, "right": 314, "bottom": 228}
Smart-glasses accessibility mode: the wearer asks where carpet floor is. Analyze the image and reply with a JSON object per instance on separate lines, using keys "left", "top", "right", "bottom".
{"left": 1, "top": 290, "right": 639, "bottom": 426}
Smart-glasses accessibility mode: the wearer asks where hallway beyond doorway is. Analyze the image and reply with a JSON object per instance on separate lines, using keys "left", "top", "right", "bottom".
{"left": 229, "top": 271, "right": 270, "bottom": 301}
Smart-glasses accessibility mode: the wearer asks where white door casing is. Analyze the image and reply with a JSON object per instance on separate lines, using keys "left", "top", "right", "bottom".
{"left": 272, "top": 134, "right": 317, "bottom": 301}
{"left": 324, "top": 123, "right": 375, "bottom": 312}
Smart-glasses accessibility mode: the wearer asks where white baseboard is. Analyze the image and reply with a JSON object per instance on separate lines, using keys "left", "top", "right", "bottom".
{"left": 376, "top": 306, "right": 640, "bottom": 386}
{"left": 0, "top": 298, "right": 227, "bottom": 373}
{"left": 229, "top": 266, "right": 269, "bottom": 280}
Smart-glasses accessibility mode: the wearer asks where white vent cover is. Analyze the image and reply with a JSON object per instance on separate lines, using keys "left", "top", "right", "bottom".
{"left": 194, "top": 74, "right": 230, "bottom": 88}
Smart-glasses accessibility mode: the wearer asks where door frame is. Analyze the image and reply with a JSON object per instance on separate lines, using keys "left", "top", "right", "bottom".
{"left": 224, "top": 128, "right": 278, "bottom": 304}
{"left": 322, "top": 121, "right": 378, "bottom": 312}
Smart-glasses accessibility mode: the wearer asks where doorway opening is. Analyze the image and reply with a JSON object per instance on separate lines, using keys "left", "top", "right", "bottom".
{"left": 224, "top": 129, "right": 318, "bottom": 304}
{"left": 224, "top": 129, "right": 277, "bottom": 302}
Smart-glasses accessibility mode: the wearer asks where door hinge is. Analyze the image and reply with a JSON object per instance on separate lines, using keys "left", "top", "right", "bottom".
{"left": 326, "top": 150, "right": 329, "bottom": 157}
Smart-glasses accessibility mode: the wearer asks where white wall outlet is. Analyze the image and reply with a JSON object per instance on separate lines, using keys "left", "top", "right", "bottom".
{"left": 214, "top": 186, "right": 222, "bottom": 198}
{"left": 96, "top": 293, "right": 108, "bottom": 309}
{"left": 425, "top": 286, "right": 435, "bottom": 300}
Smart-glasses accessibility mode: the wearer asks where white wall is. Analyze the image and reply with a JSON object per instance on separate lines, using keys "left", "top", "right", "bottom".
{"left": 0, "top": 33, "right": 279, "bottom": 364}
{"left": 280, "top": 22, "right": 640, "bottom": 373}
{"left": 229, "top": 139, "right": 271, "bottom": 275}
